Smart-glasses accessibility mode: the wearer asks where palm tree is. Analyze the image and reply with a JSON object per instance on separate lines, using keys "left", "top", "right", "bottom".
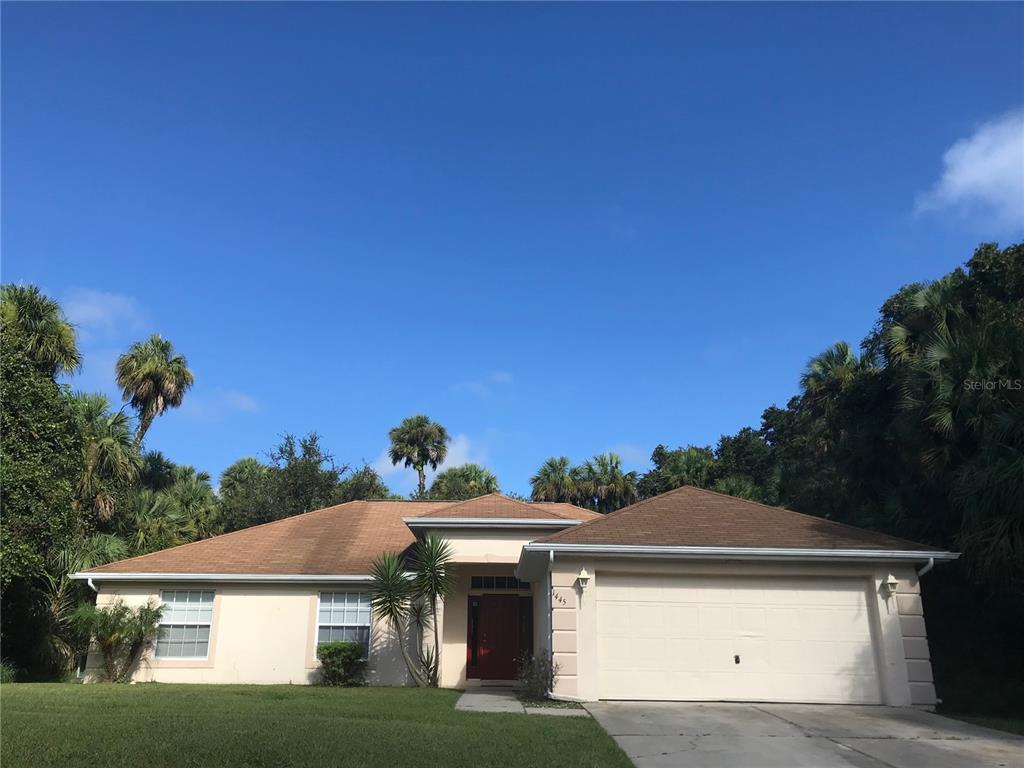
{"left": 661, "top": 446, "right": 716, "bottom": 490}
{"left": 119, "top": 489, "right": 195, "bottom": 554}
{"left": 800, "top": 341, "right": 873, "bottom": 414}
{"left": 74, "top": 393, "right": 141, "bottom": 520}
{"left": 139, "top": 451, "right": 176, "bottom": 491}
{"left": 576, "top": 453, "right": 638, "bottom": 513}
{"left": 712, "top": 475, "right": 761, "bottom": 501}
{"left": 115, "top": 335, "right": 194, "bottom": 448}
{"left": 387, "top": 415, "right": 450, "bottom": 497}
{"left": 427, "top": 463, "right": 499, "bottom": 500}
{"left": 409, "top": 534, "right": 455, "bottom": 686}
{"left": 530, "top": 456, "right": 577, "bottom": 502}
{"left": 369, "top": 552, "right": 428, "bottom": 687}
{"left": 38, "top": 533, "right": 129, "bottom": 674}
{"left": 166, "top": 473, "right": 221, "bottom": 540}
{"left": 888, "top": 275, "right": 1024, "bottom": 588}
{"left": 0, "top": 284, "right": 81, "bottom": 376}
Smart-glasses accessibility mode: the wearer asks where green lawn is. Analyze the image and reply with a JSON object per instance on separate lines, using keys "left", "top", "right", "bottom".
{"left": 0, "top": 684, "right": 631, "bottom": 768}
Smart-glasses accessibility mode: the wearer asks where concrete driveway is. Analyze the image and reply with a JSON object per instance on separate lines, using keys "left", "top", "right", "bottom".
{"left": 586, "top": 702, "right": 1023, "bottom": 768}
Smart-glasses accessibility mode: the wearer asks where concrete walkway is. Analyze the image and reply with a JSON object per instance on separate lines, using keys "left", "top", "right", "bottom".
{"left": 455, "top": 688, "right": 590, "bottom": 717}
{"left": 455, "top": 689, "right": 525, "bottom": 714}
{"left": 587, "top": 702, "right": 1023, "bottom": 768}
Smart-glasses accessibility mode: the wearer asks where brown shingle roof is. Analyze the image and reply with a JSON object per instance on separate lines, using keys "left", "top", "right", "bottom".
{"left": 417, "top": 493, "right": 599, "bottom": 522}
{"left": 536, "top": 486, "right": 942, "bottom": 551}
{"left": 84, "top": 496, "right": 596, "bottom": 576}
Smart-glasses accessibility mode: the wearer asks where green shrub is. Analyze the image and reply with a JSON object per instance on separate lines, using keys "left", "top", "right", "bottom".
{"left": 0, "top": 660, "right": 18, "bottom": 683}
{"left": 516, "top": 654, "right": 558, "bottom": 702}
{"left": 70, "top": 599, "right": 163, "bottom": 682}
{"left": 316, "top": 641, "right": 366, "bottom": 686}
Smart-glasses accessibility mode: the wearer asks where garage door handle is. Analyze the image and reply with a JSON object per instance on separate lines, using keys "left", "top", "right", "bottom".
{"left": 734, "top": 655, "right": 740, "bottom": 664}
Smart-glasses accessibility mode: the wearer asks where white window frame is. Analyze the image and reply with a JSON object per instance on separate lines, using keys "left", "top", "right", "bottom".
{"left": 156, "top": 590, "right": 214, "bottom": 660}
{"left": 316, "top": 591, "right": 373, "bottom": 660}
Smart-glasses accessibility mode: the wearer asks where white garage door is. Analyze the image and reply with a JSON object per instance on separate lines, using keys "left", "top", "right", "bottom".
{"left": 597, "top": 574, "right": 881, "bottom": 703}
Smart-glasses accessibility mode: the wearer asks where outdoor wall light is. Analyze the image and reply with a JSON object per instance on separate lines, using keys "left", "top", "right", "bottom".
{"left": 577, "top": 568, "right": 590, "bottom": 590}
{"left": 882, "top": 574, "right": 899, "bottom": 599}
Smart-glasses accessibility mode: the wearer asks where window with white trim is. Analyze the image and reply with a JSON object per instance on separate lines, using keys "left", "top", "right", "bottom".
{"left": 317, "top": 592, "right": 371, "bottom": 653}
{"left": 156, "top": 590, "right": 214, "bottom": 658}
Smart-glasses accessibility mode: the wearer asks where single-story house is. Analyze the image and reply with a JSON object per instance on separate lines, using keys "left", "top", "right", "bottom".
{"left": 73, "top": 486, "right": 956, "bottom": 706}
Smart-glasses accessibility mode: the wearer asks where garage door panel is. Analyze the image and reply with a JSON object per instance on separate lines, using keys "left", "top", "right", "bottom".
{"left": 697, "top": 639, "right": 736, "bottom": 671}
{"left": 765, "top": 608, "right": 803, "bottom": 639}
{"left": 665, "top": 605, "right": 700, "bottom": 634}
{"left": 734, "top": 606, "right": 767, "bottom": 635}
{"left": 733, "top": 637, "right": 769, "bottom": 671}
{"left": 596, "top": 574, "right": 881, "bottom": 704}
{"left": 698, "top": 605, "right": 735, "bottom": 637}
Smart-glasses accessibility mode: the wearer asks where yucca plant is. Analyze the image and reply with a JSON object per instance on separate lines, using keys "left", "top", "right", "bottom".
{"left": 369, "top": 552, "right": 427, "bottom": 687}
{"left": 369, "top": 534, "right": 454, "bottom": 687}
{"left": 410, "top": 534, "right": 454, "bottom": 685}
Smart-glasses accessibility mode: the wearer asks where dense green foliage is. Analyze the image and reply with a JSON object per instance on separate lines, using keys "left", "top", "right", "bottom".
{"left": 0, "top": 339, "right": 82, "bottom": 591}
{"left": 70, "top": 599, "right": 163, "bottom": 682}
{"left": 315, "top": 640, "right": 366, "bottom": 686}
{"left": 0, "top": 685, "right": 632, "bottom": 768}
{"left": 428, "top": 463, "right": 499, "bottom": 500}
{"left": 218, "top": 441, "right": 398, "bottom": 532}
{"left": 0, "top": 285, "right": 81, "bottom": 377}
{"left": 530, "top": 453, "right": 637, "bottom": 512}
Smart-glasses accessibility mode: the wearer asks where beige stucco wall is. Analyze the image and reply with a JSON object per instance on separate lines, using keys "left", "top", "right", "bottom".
{"left": 420, "top": 528, "right": 545, "bottom": 564}
{"left": 894, "top": 568, "right": 937, "bottom": 706}
{"left": 84, "top": 582, "right": 408, "bottom": 685}
{"left": 539, "top": 557, "right": 931, "bottom": 706}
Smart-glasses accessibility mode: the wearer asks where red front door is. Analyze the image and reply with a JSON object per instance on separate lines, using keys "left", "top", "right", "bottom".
{"left": 467, "top": 595, "right": 521, "bottom": 680}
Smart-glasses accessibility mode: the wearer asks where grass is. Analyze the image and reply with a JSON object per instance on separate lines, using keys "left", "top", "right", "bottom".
{"left": 0, "top": 684, "right": 631, "bottom": 768}
{"left": 939, "top": 712, "right": 1024, "bottom": 736}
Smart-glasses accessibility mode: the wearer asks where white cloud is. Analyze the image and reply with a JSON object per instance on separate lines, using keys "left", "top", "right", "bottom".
{"left": 179, "top": 389, "right": 262, "bottom": 421}
{"left": 372, "top": 433, "right": 488, "bottom": 494}
{"left": 916, "top": 109, "right": 1024, "bottom": 228}
{"left": 452, "top": 371, "right": 514, "bottom": 399}
{"left": 220, "top": 390, "right": 261, "bottom": 413}
{"left": 63, "top": 289, "right": 146, "bottom": 341}
{"left": 445, "top": 433, "right": 487, "bottom": 468}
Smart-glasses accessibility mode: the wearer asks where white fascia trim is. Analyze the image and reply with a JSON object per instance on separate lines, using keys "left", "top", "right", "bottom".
{"left": 520, "top": 543, "right": 960, "bottom": 562}
{"left": 403, "top": 517, "right": 581, "bottom": 529}
{"left": 69, "top": 573, "right": 375, "bottom": 583}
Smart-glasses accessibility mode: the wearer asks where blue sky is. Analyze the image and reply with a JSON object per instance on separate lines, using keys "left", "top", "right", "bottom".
{"left": 3, "top": 3, "right": 1022, "bottom": 495}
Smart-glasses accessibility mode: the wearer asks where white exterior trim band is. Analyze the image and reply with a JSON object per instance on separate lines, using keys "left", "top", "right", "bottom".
{"left": 70, "top": 573, "right": 375, "bottom": 583}
{"left": 520, "top": 543, "right": 959, "bottom": 562}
